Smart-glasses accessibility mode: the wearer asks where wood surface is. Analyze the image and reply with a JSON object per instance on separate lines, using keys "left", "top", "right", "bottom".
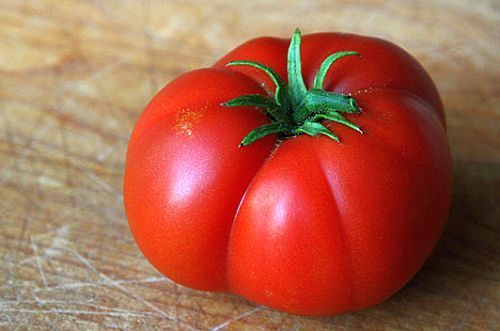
{"left": 1, "top": 0, "right": 499, "bottom": 329}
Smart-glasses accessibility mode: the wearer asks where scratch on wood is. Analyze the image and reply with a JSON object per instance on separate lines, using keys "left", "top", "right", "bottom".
{"left": 1, "top": 299, "right": 164, "bottom": 317}
{"left": 85, "top": 168, "right": 116, "bottom": 195}
{"left": 96, "top": 145, "right": 113, "bottom": 162}
{"left": 58, "top": 123, "right": 78, "bottom": 237}
{"left": 12, "top": 318, "right": 26, "bottom": 331}
{"left": 209, "top": 306, "right": 264, "bottom": 331}
{"left": 37, "top": 175, "right": 64, "bottom": 188}
{"left": 0, "top": 308, "right": 157, "bottom": 318}
{"left": 67, "top": 155, "right": 123, "bottom": 205}
{"left": 30, "top": 237, "right": 48, "bottom": 288}
{"left": 44, "top": 224, "right": 71, "bottom": 258}
{"left": 70, "top": 249, "right": 198, "bottom": 330}
{"left": 22, "top": 276, "right": 167, "bottom": 292}
{"left": 33, "top": 289, "right": 97, "bottom": 305}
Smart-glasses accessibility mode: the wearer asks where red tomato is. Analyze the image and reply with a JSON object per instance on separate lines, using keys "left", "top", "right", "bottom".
{"left": 124, "top": 30, "right": 451, "bottom": 315}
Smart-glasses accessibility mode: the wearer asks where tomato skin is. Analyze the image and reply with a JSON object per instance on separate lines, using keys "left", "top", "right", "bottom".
{"left": 124, "top": 33, "right": 451, "bottom": 315}
{"left": 227, "top": 89, "right": 451, "bottom": 314}
{"left": 215, "top": 33, "right": 444, "bottom": 123}
{"left": 124, "top": 69, "right": 275, "bottom": 291}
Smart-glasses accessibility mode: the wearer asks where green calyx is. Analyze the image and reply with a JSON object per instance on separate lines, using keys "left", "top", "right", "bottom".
{"left": 222, "top": 28, "right": 363, "bottom": 146}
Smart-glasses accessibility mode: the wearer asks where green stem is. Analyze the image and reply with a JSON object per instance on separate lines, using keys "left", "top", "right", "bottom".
{"left": 222, "top": 28, "right": 363, "bottom": 146}
{"left": 313, "top": 51, "right": 359, "bottom": 89}
{"left": 287, "top": 29, "right": 308, "bottom": 110}
{"left": 226, "top": 61, "right": 285, "bottom": 89}
{"left": 240, "top": 121, "right": 289, "bottom": 146}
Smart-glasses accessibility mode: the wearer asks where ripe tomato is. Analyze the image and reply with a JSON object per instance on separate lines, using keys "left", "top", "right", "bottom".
{"left": 124, "top": 29, "right": 451, "bottom": 315}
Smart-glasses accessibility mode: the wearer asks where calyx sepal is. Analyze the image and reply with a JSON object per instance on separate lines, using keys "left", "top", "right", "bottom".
{"left": 222, "top": 28, "right": 363, "bottom": 146}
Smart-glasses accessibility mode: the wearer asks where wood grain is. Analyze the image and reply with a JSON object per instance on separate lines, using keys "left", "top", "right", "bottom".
{"left": 0, "top": 0, "right": 499, "bottom": 329}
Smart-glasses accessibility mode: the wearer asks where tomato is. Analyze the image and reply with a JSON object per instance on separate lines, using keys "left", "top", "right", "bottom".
{"left": 124, "top": 29, "right": 451, "bottom": 316}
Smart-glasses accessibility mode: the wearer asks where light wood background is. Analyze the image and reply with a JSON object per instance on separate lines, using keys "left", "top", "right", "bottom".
{"left": 1, "top": 0, "right": 499, "bottom": 329}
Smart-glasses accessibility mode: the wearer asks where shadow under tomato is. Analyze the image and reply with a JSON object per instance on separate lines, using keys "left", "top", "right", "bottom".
{"left": 420, "top": 159, "right": 499, "bottom": 282}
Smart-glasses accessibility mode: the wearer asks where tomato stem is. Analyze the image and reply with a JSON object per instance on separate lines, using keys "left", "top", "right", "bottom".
{"left": 222, "top": 29, "right": 363, "bottom": 146}
{"left": 287, "top": 28, "right": 308, "bottom": 110}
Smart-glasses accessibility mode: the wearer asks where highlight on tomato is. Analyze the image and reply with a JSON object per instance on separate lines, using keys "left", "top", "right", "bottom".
{"left": 124, "top": 29, "right": 452, "bottom": 316}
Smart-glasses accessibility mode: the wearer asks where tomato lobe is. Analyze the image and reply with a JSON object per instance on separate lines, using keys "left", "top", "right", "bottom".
{"left": 124, "top": 32, "right": 451, "bottom": 315}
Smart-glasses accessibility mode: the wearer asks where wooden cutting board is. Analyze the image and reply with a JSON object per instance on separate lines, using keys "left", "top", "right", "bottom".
{"left": 1, "top": 1, "right": 498, "bottom": 329}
